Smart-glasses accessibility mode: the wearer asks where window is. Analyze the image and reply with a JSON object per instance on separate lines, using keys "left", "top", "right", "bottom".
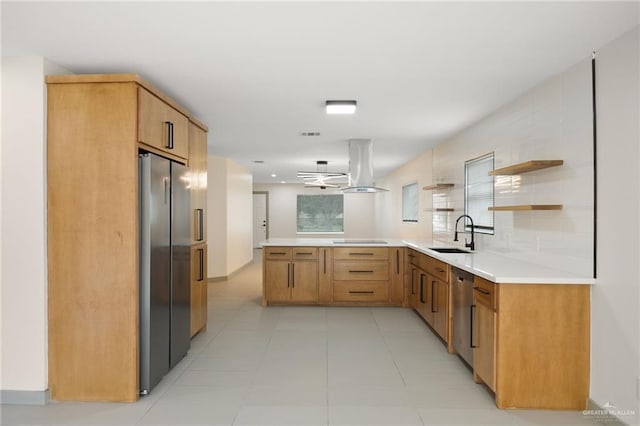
{"left": 296, "top": 194, "right": 344, "bottom": 233}
{"left": 465, "top": 153, "right": 494, "bottom": 234}
{"left": 402, "top": 183, "right": 418, "bottom": 222}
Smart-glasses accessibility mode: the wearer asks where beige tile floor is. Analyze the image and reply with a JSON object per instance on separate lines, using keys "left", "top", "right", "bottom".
{"left": 2, "top": 251, "right": 606, "bottom": 425}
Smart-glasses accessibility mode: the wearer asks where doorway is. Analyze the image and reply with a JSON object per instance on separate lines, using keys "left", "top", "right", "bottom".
{"left": 253, "top": 191, "right": 269, "bottom": 248}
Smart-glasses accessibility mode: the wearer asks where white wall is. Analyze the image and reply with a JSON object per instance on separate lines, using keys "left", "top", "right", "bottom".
{"left": 225, "top": 160, "right": 253, "bottom": 274}
{"left": 252, "top": 183, "right": 377, "bottom": 239}
{"left": 431, "top": 57, "right": 594, "bottom": 276}
{"left": 207, "top": 155, "right": 253, "bottom": 278}
{"left": 207, "top": 156, "right": 228, "bottom": 279}
{"left": 375, "top": 150, "right": 433, "bottom": 241}
{"left": 1, "top": 57, "right": 69, "bottom": 394}
{"left": 591, "top": 26, "right": 639, "bottom": 424}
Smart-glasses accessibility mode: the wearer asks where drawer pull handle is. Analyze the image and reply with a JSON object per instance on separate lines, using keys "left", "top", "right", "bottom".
{"left": 473, "top": 286, "right": 491, "bottom": 295}
{"left": 349, "top": 291, "right": 375, "bottom": 294}
{"left": 296, "top": 252, "right": 313, "bottom": 255}
{"left": 435, "top": 267, "right": 445, "bottom": 273}
{"left": 349, "top": 252, "right": 374, "bottom": 256}
{"left": 270, "top": 252, "right": 287, "bottom": 255}
{"left": 349, "top": 270, "right": 374, "bottom": 273}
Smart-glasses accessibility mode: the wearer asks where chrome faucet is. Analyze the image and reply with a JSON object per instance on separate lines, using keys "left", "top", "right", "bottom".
{"left": 454, "top": 214, "right": 475, "bottom": 251}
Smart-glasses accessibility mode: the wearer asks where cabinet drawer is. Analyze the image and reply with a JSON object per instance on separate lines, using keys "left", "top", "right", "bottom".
{"left": 333, "top": 282, "right": 389, "bottom": 302}
{"left": 473, "top": 277, "right": 496, "bottom": 310}
{"left": 138, "top": 88, "right": 189, "bottom": 160}
{"left": 292, "top": 247, "right": 318, "bottom": 260}
{"left": 334, "top": 261, "right": 389, "bottom": 281}
{"left": 264, "top": 247, "right": 292, "bottom": 260}
{"left": 333, "top": 247, "right": 388, "bottom": 261}
{"left": 429, "top": 258, "right": 449, "bottom": 282}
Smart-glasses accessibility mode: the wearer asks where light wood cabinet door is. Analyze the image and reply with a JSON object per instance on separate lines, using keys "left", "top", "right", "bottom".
{"left": 138, "top": 88, "right": 189, "bottom": 160}
{"left": 265, "top": 261, "right": 291, "bottom": 302}
{"left": 190, "top": 244, "right": 208, "bottom": 337}
{"left": 474, "top": 301, "right": 495, "bottom": 391}
{"left": 389, "top": 247, "right": 404, "bottom": 305}
{"left": 318, "top": 248, "right": 332, "bottom": 303}
{"left": 189, "top": 122, "right": 207, "bottom": 245}
{"left": 291, "top": 261, "right": 318, "bottom": 302}
{"left": 410, "top": 267, "right": 419, "bottom": 309}
{"left": 432, "top": 278, "right": 449, "bottom": 341}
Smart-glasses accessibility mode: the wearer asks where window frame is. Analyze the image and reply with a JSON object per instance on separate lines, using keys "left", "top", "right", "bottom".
{"left": 464, "top": 152, "right": 495, "bottom": 235}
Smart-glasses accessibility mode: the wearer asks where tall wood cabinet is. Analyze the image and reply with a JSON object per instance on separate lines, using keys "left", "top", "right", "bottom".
{"left": 46, "top": 74, "right": 208, "bottom": 402}
{"left": 189, "top": 122, "right": 208, "bottom": 337}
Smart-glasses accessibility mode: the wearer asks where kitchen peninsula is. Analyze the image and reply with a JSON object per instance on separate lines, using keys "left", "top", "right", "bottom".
{"left": 261, "top": 238, "right": 594, "bottom": 411}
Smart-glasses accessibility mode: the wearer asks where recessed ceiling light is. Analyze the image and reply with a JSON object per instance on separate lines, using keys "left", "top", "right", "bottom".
{"left": 271, "top": 173, "right": 277, "bottom": 178}
{"left": 326, "top": 100, "right": 357, "bottom": 115}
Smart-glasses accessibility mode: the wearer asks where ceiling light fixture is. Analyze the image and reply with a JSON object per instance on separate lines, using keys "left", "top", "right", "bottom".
{"left": 325, "top": 100, "right": 357, "bottom": 115}
{"left": 297, "top": 160, "right": 348, "bottom": 189}
{"left": 271, "top": 174, "right": 277, "bottom": 178}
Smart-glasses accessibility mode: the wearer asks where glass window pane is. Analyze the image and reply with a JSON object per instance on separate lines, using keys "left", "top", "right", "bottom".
{"left": 402, "top": 183, "right": 418, "bottom": 222}
{"left": 464, "top": 153, "right": 494, "bottom": 234}
{"left": 296, "top": 194, "right": 344, "bottom": 233}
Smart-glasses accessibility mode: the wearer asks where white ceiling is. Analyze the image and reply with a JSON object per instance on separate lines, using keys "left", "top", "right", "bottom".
{"left": 3, "top": 2, "right": 638, "bottom": 183}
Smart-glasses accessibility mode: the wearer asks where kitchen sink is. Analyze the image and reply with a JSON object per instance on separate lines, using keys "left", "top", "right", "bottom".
{"left": 428, "top": 247, "right": 470, "bottom": 254}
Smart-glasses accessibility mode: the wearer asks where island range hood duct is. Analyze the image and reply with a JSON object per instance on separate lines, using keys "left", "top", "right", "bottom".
{"left": 341, "top": 139, "right": 389, "bottom": 193}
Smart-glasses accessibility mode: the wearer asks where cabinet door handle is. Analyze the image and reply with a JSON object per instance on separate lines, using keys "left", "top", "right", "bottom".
{"left": 470, "top": 304, "right": 477, "bottom": 348}
{"left": 164, "top": 121, "right": 174, "bottom": 149}
{"left": 396, "top": 250, "right": 400, "bottom": 274}
{"left": 323, "top": 249, "right": 327, "bottom": 274}
{"left": 197, "top": 209, "right": 204, "bottom": 241}
{"left": 419, "top": 275, "right": 425, "bottom": 304}
{"left": 349, "top": 270, "right": 374, "bottom": 273}
{"left": 411, "top": 271, "right": 416, "bottom": 295}
{"left": 473, "top": 286, "right": 491, "bottom": 295}
{"left": 349, "top": 291, "right": 374, "bottom": 294}
{"left": 287, "top": 263, "right": 291, "bottom": 288}
{"left": 291, "top": 263, "right": 295, "bottom": 288}
{"left": 198, "top": 248, "right": 204, "bottom": 282}
{"left": 431, "top": 281, "right": 437, "bottom": 313}
{"left": 349, "top": 252, "right": 373, "bottom": 256}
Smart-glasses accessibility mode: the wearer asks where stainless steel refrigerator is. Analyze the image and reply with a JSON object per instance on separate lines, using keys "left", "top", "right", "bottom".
{"left": 139, "top": 152, "right": 191, "bottom": 395}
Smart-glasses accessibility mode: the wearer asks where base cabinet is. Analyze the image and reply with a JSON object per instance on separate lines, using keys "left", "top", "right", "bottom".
{"left": 263, "top": 247, "right": 318, "bottom": 304}
{"left": 409, "top": 251, "right": 450, "bottom": 344}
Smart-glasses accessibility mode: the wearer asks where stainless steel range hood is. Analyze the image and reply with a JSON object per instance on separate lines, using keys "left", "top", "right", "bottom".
{"left": 341, "top": 139, "right": 389, "bottom": 193}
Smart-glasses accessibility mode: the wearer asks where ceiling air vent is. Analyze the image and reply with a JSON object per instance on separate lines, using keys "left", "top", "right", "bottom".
{"left": 300, "top": 132, "right": 321, "bottom": 137}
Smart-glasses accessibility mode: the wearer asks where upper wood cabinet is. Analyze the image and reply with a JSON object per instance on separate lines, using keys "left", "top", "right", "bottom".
{"left": 138, "top": 88, "right": 189, "bottom": 160}
{"left": 189, "top": 122, "right": 208, "bottom": 245}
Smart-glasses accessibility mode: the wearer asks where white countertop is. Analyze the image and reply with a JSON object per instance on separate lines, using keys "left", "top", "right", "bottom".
{"left": 261, "top": 238, "right": 595, "bottom": 285}
{"left": 262, "top": 238, "right": 407, "bottom": 247}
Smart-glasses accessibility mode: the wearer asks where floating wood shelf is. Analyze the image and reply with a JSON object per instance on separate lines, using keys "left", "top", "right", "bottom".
{"left": 489, "top": 205, "right": 563, "bottom": 211}
{"left": 423, "top": 183, "right": 454, "bottom": 190}
{"left": 489, "top": 160, "right": 563, "bottom": 176}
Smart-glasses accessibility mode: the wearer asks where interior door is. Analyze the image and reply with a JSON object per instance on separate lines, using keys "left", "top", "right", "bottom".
{"left": 253, "top": 192, "right": 268, "bottom": 248}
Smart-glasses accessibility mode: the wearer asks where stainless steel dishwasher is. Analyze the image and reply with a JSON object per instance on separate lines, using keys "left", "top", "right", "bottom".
{"left": 452, "top": 267, "right": 474, "bottom": 367}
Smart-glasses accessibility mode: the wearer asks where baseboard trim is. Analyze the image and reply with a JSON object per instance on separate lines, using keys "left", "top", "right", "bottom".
{"left": 585, "top": 398, "right": 635, "bottom": 425}
{"left": 0, "top": 389, "right": 49, "bottom": 405}
{"left": 208, "top": 259, "right": 254, "bottom": 283}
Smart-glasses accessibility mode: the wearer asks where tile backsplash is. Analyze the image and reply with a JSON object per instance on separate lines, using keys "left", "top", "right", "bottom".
{"left": 432, "top": 57, "right": 594, "bottom": 276}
